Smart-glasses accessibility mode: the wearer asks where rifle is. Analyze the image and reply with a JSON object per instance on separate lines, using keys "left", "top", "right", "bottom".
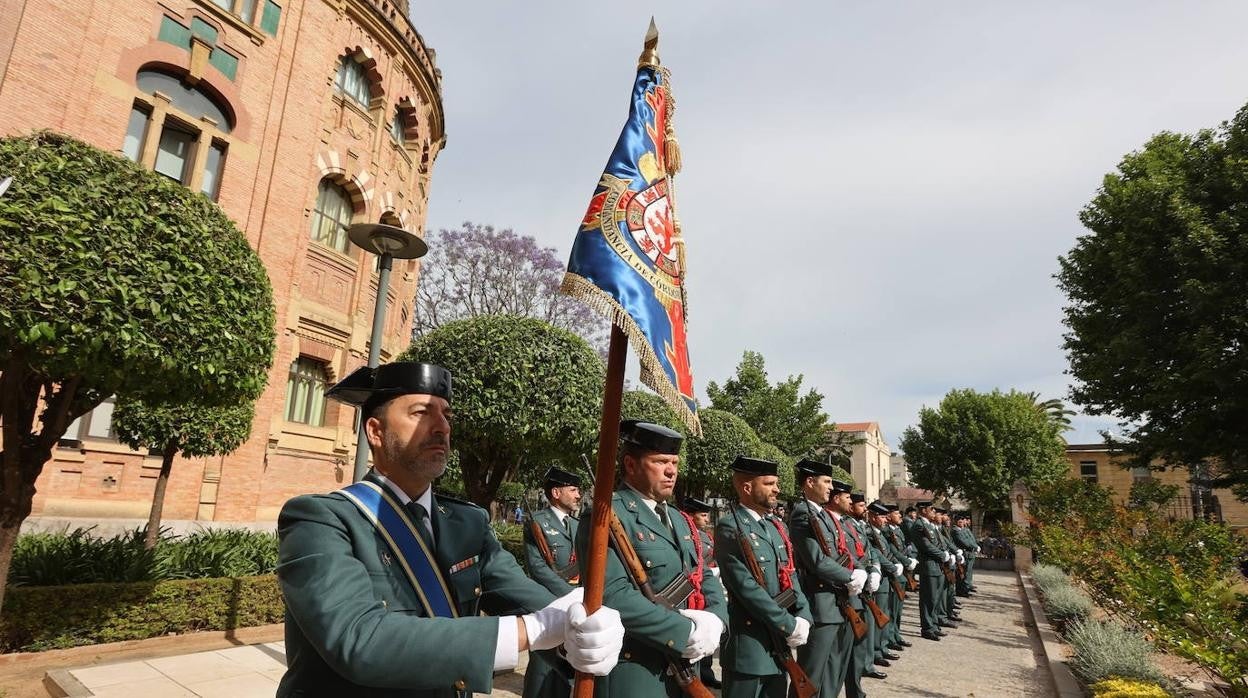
{"left": 803, "top": 502, "right": 867, "bottom": 640}
{"left": 889, "top": 576, "right": 906, "bottom": 602}
{"left": 849, "top": 519, "right": 891, "bottom": 630}
{"left": 530, "top": 519, "right": 580, "bottom": 583}
{"left": 728, "top": 508, "right": 817, "bottom": 698}
{"left": 907, "top": 573, "right": 920, "bottom": 592}
{"left": 607, "top": 513, "right": 713, "bottom": 698}
{"left": 871, "top": 525, "right": 906, "bottom": 602}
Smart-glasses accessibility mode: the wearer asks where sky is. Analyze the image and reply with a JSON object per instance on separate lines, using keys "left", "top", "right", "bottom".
{"left": 409, "top": 1, "right": 1248, "bottom": 449}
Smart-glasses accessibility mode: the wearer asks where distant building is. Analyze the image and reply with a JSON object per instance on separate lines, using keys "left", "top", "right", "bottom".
{"left": 1065, "top": 444, "right": 1247, "bottom": 530}
{"left": 888, "top": 452, "right": 912, "bottom": 487}
{"left": 833, "top": 421, "right": 892, "bottom": 501}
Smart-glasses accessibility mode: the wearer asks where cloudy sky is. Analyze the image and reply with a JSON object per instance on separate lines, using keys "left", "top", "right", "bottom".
{"left": 410, "top": 1, "right": 1248, "bottom": 448}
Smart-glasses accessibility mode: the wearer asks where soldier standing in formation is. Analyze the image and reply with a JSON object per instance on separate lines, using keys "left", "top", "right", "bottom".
{"left": 936, "top": 509, "right": 964, "bottom": 623}
{"left": 681, "top": 496, "right": 723, "bottom": 688}
{"left": 575, "top": 421, "right": 729, "bottom": 698}
{"left": 789, "top": 461, "right": 866, "bottom": 698}
{"left": 523, "top": 467, "right": 585, "bottom": 697}
{"left": 714, "top": 456, "right": 813, "bottom": 698}
{"left": 864, "top": 501, "right": 908, "bottom": 661}
{"left": 843, "top": 492, "right": 888, "bottom": 689}
{"left": 905, "top": 501, "right": 948, "bottom": 642}
{"left": 952, "top": 513, "right": 979, "bottom": 596}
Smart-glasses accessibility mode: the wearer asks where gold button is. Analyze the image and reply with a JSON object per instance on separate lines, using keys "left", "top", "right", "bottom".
{"left": 745, "top": 619, "right": 752, "bottom": 626}
{"left": 454, "top": 679, "right": 466, "bottom": 690}
{"left": 623, "top": 651, "right": 632, "bottom": 660}
{"left": 381, "top": 599, "right": 388, "bottom": 608}
{"left": 645, "top": 560, "right": 652, "bottom": 568}
{"left": 667, "top": 640, "right": 674, "bottom": 647}
{"left": 473, "top": 587, "right": 481, "bottom": 596}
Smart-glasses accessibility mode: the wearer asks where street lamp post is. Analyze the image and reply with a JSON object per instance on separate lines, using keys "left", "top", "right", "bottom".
{"left": 346, "top": 222, "right": 428, "bottom": 482}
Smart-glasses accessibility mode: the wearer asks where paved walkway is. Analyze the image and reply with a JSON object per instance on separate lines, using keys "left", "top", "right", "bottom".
{"left": 48, "top": 570, "right": 1047, "bottom": 697}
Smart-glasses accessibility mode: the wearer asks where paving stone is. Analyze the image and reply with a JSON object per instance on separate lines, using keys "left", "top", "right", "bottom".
{"left": 181, "top": 672, "right": 280, "bottom": 697}
{"left": 69, "top": 661, "right": 163, "bottom": 690}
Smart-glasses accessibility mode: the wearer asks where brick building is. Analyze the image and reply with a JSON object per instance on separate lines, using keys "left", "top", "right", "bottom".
{"left": 1065, "top": 443, "right": 1248, "bottom": 531}
{"left": 0, "top": 0, "right": 444, "bottom": 527}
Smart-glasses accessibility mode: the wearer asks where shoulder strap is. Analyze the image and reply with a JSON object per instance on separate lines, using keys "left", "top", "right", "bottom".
{"left": 338, "top": 481, "right": 458, "bottom": 619}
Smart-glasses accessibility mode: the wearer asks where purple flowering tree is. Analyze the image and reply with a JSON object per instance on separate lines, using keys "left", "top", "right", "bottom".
{"left": 413, "top": 222, "right": 606, "bottom": 352}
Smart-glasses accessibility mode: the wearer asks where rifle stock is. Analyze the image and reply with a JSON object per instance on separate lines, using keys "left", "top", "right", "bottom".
{"left": 889, "top": 576, "right": 906, "bottom": 602}
{"left": 863, "top": 594, "right": 890, "bottom": 629}
{"left": 907, "top": 573, "right": 919, "bottom": 592}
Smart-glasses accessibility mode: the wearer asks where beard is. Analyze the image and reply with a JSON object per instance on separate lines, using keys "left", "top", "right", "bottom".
{"left": 382, "top": 430, "right": 449, "bottom": 480}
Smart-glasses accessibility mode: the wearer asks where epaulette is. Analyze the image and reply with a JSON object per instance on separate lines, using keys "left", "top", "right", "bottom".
{"left": 433, "top": 491, "right": 486, "bottom": 511}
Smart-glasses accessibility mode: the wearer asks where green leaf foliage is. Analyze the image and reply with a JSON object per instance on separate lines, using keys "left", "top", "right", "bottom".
{"left": 399, "top": 315, "right": 604, "bottom": 506}
{"left": 0, "top": 575, "right": 282, "bottom": 652}
{"left": 899, "top": 388, "right": 1068, "bottom": 511}
{"left": 757, "top": 442, "right": 796, "bottom": 497}
{"left": 113, "top": 397, "right": 255, "bottom": 458}
{"left": 0, "top": 131, "right": 275, "bottom": 406}
{"left": 706, "top": 351, "right": 829, "bottom": 457}
{"left": 621, "top": 389, "right": 687, "bottom": 455}
{"left": 1057, "top": 105, "right": 1248, "bottom": 498}
{"left": 683, "top": 408, "right": 762, "bottom": 499}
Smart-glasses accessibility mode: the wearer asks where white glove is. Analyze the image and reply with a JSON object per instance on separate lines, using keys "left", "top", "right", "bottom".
{"left": 786, "top": 616, "right": 811, "bottom": 649}
{"left": 956, "top": 550, "right": 965, "bottom": 563}
{"left": 974, "top": 546, "right": 981, "bottom": 554}
{"left": 709, "top": 566, "right": 721, "bottom": 578}
{"left": 943, "top": 552, "right": 953, "bottom": 564}
{"left": 563, "top": 602, "right": 624, "bottom": 676}
{"left": 867, "top": 571, "right": 881, "bottom": 594}
{"left": 848, "top": 568, "right": 868, "bottom": 595}
{"left": 679, "top": 609, "right": 724, "bottom": 661}
{"left": 906, "top": 557, "right": 918, "bottom": 571}
{"left": 892, "top": 563, "right": 904, "bottom": 577}
{"left": 522, "top": 588, "right": 583, "bottom": 650}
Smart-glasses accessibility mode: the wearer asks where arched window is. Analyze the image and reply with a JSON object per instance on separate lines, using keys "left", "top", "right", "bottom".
{"left": 310, "top": 179, "right": 353, "bottom": 253}
{"left": 389, "top": 105, "right": 406, "bottom": 144}
{"left": 122, "top": 69, "right": 233, "bottom": 200}
{"left": 335, "top": 56, "right": 371, "bottom": 107}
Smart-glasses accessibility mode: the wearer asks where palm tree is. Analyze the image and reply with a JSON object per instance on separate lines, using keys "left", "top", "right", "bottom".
{"left": 1027, "top": 392, "right": 1075, "bottom": 433}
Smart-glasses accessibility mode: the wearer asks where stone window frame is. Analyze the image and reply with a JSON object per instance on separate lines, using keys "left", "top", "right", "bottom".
{"left": 309, "top": 176, "right": 367, "bottom": 256}
{"left": 333, "top": 48, "right": 385, "bottom": 114}
{"left": 285, "top": 356, "right": 330, "bottom": 427}
{"left": 58, "top": 396, "right": 119, "bottom": 448}
{"left": 1079, "top": 460, "right": 1098, "bottom": 483}
{"left": 123, "top": 66, "right": 235, "bottom": 201}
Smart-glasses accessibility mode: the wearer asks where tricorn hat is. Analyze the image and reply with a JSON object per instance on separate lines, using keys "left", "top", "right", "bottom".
{"left": 830, "top": 480, "right": 853, "bottom": 495}
{"left": 850, "top": 492, "right": 866, "bottom": 504}
{"left": 620, "top": 420, "right": 683, "bottom": 455}
{"left": 326, "top": 362, "right": 452, "bottom": 411}
{"left": 682, "top": 497, "right": 713, "bottom": 514}
{"left": 916, "top": 501, "right": 933, "bottom": 509}
{"left": 730, "top": 456, "right": 777, "bottom": 477}
{"left": 543, "top": 466, "right": 581, "bottom": 489}
{"left": 795, "top": 458, "right": 835, "bottom": 478}
{"left": 867, "top": 500, "right": 890, "bottom": 515}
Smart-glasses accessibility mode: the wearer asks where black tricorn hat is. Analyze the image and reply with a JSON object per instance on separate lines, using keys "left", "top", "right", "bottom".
{"left": 850, "top": 492, "right": 866, "bottom": 504}
{"left": 730, "top": 455, "right": 777, "bottom": 476}
{"left": 326, "top": 362, "right": 452, "bottom": 408}
{"left": 867, "top": 500, "right": 890, "bottom": 515}
{"left": 795, "top": 458, "right": 834, "bottom": 478}
{"left": 620, "top": 420, "right": 683, "bottom": 455}
{"left": 681, "top": 497, "right": 713, "bottom": 514}
{"left": 886, "top": 503, "right": 900, "bottom": 512}
{"left": 543, "top": 466, "right": 581, "bottom": 489}
{"left": 830, "top": 480, "right": 853, "bottom": 494}
{"left": 916, "top": 501, "right": 933, "bottom": 509}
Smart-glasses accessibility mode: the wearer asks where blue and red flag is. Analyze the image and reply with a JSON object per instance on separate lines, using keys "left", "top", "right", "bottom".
{"left": 561, "top": 30, "right": 700, "bottom": 436}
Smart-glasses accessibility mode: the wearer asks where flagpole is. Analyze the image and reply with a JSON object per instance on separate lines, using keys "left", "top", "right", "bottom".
{"left": 573, "top": 324, "right": 627, "bottom": 698}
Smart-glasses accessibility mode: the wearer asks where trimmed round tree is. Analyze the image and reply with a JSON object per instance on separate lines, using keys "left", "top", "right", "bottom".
{"left": 113, "top": 398, "right": 256, "bottom": 549}
{"left": 757, "top": 442, "right": 795, "bottom": 497}
{"left": 399, "top": 315, "right": 603, "bottom": 507}
{"left": 683, "top": 408, "right": 762, "bottom": 499}
{"left": 621, "top": 389, "right": 687, "bottom": 453}
{"left": 0, "top": 132, "right": 275, "bottom": 614}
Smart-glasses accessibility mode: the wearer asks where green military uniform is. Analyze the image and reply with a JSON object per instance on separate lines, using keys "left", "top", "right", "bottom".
{"left": 715, "top": 471, "right": 813, "bottom": 698}
{"left": 905, "top": 506, "right": 946, "bottom": 639}
{"left": 789, "top": 494, "right": 857, "bottom": 698}
{"left": 843, "top": 498, "right": 881, "bottom": 697}
{"left": 277, "top": 471, "right": 555, "bottom": 698}
{"left": 937, "top": 516, "right": 959, "bottom": 621}
{"left": 881, "top": 516, "right": 912, "bottom": 649}
{"left": 575, "top": 485, "right": 728, "bottom": 697}
{"left": 682, "top": 497, "right": 723, "bottom": 689}
{"left": 521, "top": 465, "right": 585, "bottom": 698}
{"left": 952, "top": 519, "right": 978, "bottom": 595}
{"left": 864, "top": 502, "right": 904, "bottom": 662}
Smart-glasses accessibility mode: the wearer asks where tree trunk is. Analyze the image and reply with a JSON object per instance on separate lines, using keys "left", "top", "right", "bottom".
{"left": 144, "top": 441, "right": 178, "bottom": 550}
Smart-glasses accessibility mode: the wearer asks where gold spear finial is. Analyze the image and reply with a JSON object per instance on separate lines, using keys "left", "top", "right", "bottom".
{"left": 638, "top": 17, "right": 660, "bottom": 68}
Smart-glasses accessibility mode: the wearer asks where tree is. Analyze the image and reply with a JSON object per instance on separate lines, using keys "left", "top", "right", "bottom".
{"left": 113, "top": 398, "right": 255, "bottom": 549}
{"left": 412, "top": 222, "right": 604, "bottom": 351}
{"left": 621, "top": 389, "right": 687, "bottom": 447}
{"left": 1057, "top": 104, "right": 1248, "bottom": 499}
{"left": 899, "top": 388, "right": 1068, "bottom": 515}
{"left": 0, "top": 132, "right": 275, "bottom": 615}
{"left": 757, "top": 442, "right": 796, "bottom": 497}
{"left": 1026, "top": 392, "right": 1075, "bottom": 434}
{"left": 705, "top": 351, "right": 829, "bottom": 457}
{"left": 682, "top": 408, "right": 762, "bottom": 499}
{"left": 399, "top": 315, "right": 603, "bottom": 507}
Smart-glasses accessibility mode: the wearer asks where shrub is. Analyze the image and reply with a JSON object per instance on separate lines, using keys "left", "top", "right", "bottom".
{"left": 0, "top": 575, "right": 282, "bottom": 652}
{"left": 1089, "top": 678, "right": 1169, "bottom": 697}
{"left": 1041, "top": 584, "right": 1095, "bottom": 625}
{"left": 1031, "top": 563, "right": 1070, "bottom": 594}
{"left": 1067, "top": 619, "right": 1165, "bottom": 685}
{"left": 492, "top": 521, "right": 525, "bottom": 568}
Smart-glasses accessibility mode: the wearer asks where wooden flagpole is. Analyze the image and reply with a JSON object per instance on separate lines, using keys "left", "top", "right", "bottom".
{"left": 572, "top": 324, "right": 627, "bottom": 698}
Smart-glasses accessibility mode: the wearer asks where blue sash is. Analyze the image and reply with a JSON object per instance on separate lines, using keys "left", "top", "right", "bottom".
{"left": 338, "top": 481, "right": 458, "bottom": 619}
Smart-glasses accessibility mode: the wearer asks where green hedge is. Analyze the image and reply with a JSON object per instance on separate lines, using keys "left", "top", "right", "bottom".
{"left": 1, "top": 575, "right": 283, "bottom": 652}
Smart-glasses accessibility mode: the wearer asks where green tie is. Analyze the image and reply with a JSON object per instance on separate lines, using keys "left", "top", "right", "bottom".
{"left": 406, "top": 502, "right": 436, "bottom": 552}
{"left": 656, "top": 502, "right": 672, "bottom": 534}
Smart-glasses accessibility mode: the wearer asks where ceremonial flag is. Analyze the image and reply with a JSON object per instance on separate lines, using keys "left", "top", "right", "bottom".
{"left": 561, "top": 21, "right": 701, "bottom": 436}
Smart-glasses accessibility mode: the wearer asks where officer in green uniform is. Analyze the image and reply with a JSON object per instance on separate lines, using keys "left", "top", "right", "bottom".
{"left": 936, "top": 510, "right": 962, "bottom": 623}
{"left": 276, "top": 362, "right": 624, "bottom": 698}
{"left": 575, "top": 421, "right": 729, "bottom": 698}
{"left": 846, "top": 493, "right": 887, "bottom": 688}
{"left": 681, "top": 497, "right": 723, "bottom": 689}
{"left": 789, "top": 462, "right": 866, "bottom": 698}
{"left": 881, "top": 505, "right": 915, "bottom": 652}
{"left": 905, "top": 501, "right": 948, "bottom": 642}
{"left": 522, "top": 467, "right": 584, "bottom": 697}
{"left": 715, "top": 456, "right": 813, "bottom": 698}
{"left": 864, "top": 501, "right": 904, "bottom": 665}
{"left": 952, "top": 513, "right": 978, "bottom": 596}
